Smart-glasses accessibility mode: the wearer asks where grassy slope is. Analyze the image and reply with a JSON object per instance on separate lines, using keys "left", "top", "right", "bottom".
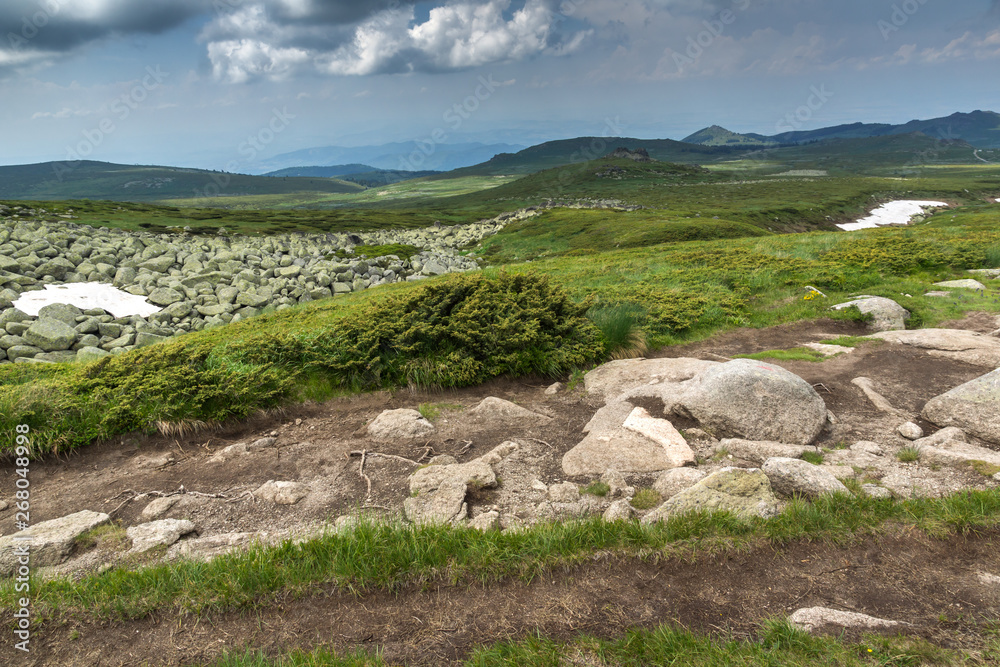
{"left": 0, "top": 161, "right": 364, "bottom": 201}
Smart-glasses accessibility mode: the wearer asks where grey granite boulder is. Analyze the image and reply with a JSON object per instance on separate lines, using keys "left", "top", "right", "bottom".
{"left": 922, "top": 368, "right": 1000, "bottom": 444}
{"left": 23, "top": 318, "right": 78, "bottom": 351}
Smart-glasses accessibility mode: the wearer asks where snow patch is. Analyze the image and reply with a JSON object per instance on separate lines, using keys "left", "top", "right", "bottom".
{"left": 837, "top": 200, "right": 948, "bottom": 232}
{"left": 13, "top": 283, "right": 162, "bottom": 318}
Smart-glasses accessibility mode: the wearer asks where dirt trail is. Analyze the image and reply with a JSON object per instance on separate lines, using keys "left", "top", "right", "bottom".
{"left": 9, "top": 530, "right": 1000, "bottom": 666}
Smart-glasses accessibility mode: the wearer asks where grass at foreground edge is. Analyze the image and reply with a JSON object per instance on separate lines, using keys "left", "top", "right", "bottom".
{"left": 6, "top": 490, "right": 1000, "bottom": 626}
{"left": 205, "top": 618, "right": 1000, "bottom": 666}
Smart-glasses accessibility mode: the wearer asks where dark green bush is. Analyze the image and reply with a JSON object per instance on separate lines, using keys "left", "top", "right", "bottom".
{"left": 303, "top": 272, "right": 604, "bottom": 389}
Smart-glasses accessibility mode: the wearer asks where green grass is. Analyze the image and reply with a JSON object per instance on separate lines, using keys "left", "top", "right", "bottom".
{"left": 417, "top": 403, "right": 440, "bottom": 422}
{"left": 800, "top": 451, "right": 826, "bottom": 465}
{"left": 629, "top": 488, "right": 662, "bottom": 510}
{"left": 897, "top": 447, "right": 922, "bottom": 463}
{"left": 582, "top": 482, "right": 611, "bottom": 497}
{"left": 587, "top": 303, "right": 649, "bottom": 360}
{"left": 10, "top": 490, "right": 1000, "bottom": 626}
{"left": 203, "top": 619, "right": 988, "bottom": 666}
{"left": 467, "top": 619, "right": 977, "bottom": 667}
{"left": 735, "top": 347, "right": 830, "bottom": 362}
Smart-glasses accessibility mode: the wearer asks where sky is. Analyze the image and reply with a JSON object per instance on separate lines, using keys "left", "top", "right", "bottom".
{"left": 1, "top": 0, "right": 999, "bottom": 172}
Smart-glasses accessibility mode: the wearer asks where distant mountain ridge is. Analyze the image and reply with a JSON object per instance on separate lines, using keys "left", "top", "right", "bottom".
{"left": 256, "top": 141, "right": 526, "bottom": 174}
{"left": 683, "top": 110, "right": 1000, "bottom": 148}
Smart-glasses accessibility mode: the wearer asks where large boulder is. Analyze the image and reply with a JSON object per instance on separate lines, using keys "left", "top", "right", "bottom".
{"left": 922, "top": 368, "right": 1000, "bottom": 444}
{"left": 367, "top": 409, "right": 435, "bottom": 441}
{"left": 762, "top": 457, "right": 850, "bottom": 498}
{"left": 672, "top": 360, "right": 827, "bottom": 445}
{"left": 0, "top": 510, "right": 110, "bottom": 576}
{"left": 641, "top": 467, "right": 780, "bottom": 523}
{"left": 23, "top": 317, "right": 78, "bottom": 351}
{"left": 583, "top": 357, "right": 717, "bottom": 403}
{"left": 37, "top": 302, "right": 83, "bottom": 326}
{"left": 831, "top": 296, "right": 909, "bottom": 332}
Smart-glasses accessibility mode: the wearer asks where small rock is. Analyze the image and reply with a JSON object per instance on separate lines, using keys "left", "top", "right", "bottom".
{"left": 0, "top": 499, "right": 8, "bottom": 511}
{"left": 719, "top": 439, "right": 811, "bottom": 465}
{"left": 469, "top": 510, "right": 501, "bottom": 531}
{"left": 404, "top": 480, "right": 468, "bottom": 525}
{"left": 255, "top": 480, "right": 310, "bottom": 505}
{"left": 127, "top": 519, "right": 197, "bottom": 554}
{"left": 544, "top": 382, "right": 563, "bottom": 395}
{"left": 653, "top": 467, "right": 708, "bottom": 499}
{"left": 789, "top": 607, "right": 903, "bottom": 633}
{"left": 603, "top": 499, "right": 637, "bottom": 522}
{"left": 851, "top": 441, "right": 884, "bottom": 456}
{"left": 683, "top": 428, "right": 718, "bottom": 443}
{"left": 641, "top": 467, "right": 781, "bottom": 523}
{"left": 248, "top": 436, "right": 277, "bottom": 450}
{"left": 367, "top": 409, "right": 435, "bottom": 441}
{"left": 830, "top": 296, "right": 910, "bottom": 332}
{"left": 622, "top": 407, "right": 696, "bottom": 468}
{"left": 141, "top": 496, "right": 181, "bottom": 520}
{"left": 600, "top": 469, "right": 634, "bottom": 497}
{"left": 210, "top": 443, "right": 247, "bottom": 462}
{"left": 978, "top": 572, "right": 1000, "bottom": 586}
{"left": 933, "top": 279, "right": 987, "bottom": 291}
{"left": 897, "top": 422, "right": 924, "bottom": 440}
{"left": 862, "top": 485, "right": 893, "bottom": 499}
{"left": 531, "top": 479, "right": 548, "bottom": 492}
{"left": 763, "top": 457, "right": 850, "bottom": 498}
{"left": 468, "top": 397, "right": 551, "bottom": 424}
{"left": 548, "top": 482, "right": 580, "bottom": 503}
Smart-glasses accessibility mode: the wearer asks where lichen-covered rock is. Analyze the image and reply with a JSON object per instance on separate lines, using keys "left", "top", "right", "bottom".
{"left": 641, "top": 467, "right": 780, "bottom": 523}
{"left": 127, "top": 519, "right": 197, "bottom": 553}
{"left": 831, "top": 296, "right": 909, "bottom": 332}
{"left": 0, "top": 510, "right": 110, "bottom": 576}
{"left": 922, "top": 368, "right": 1000, "bottom": 444}
{"left": 762, "top": 457, "right": 850, "bottom": 498}
{"left": 23, "top": 317, "right": 78, "bottom": 351}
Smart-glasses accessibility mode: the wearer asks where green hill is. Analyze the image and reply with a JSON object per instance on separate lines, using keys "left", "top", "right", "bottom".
{"left": 681, "top": 125, "right": 777, "bottom": 147}
{"left": 0, "top": 161, "right": 364, "bottom": 202}
{"left": 442, "top": 137, "right": 746, "bottom": 177}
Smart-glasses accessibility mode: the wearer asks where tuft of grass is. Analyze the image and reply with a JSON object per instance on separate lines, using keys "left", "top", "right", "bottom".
{"left": 582, "top": 482, "right": 611, "bottom": 497}
{"left": 629, "top": 488, "right": 662, "bottom": 510}
{"left": 417, "top": 403, "right": 440, "bottom": 422}
{"left": 800, "top": 450, "right": 825, "bottom": 465}
{"left": 897, "top": 447, "right": 921, "bottom": 463}
{"left": 735, "top": 347, "right": 829, "bottom": 362}
{"left": 587, "top": 303, "right": 649, "bottom": 360}
{"left": 966, "top": 460, "right": 1000, "bottom": 477}
{"left": 74, "top": 523, "right": 130, "bottom": 553}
